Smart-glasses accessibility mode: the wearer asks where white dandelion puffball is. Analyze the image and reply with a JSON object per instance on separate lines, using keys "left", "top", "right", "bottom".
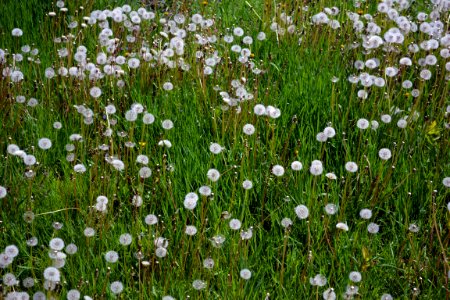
{"left": 49, "top": 238, "right": 64, "bottom": 251}
{"left": 272, "top": 165, "right": 285, "bottom": 176}
{"left": 240, "top": 268, "right": 252, "bottom": 280}
{"left": 295, "top": 205, "right": 309, "bottom": 219}
{"left": 192, "top": 279, "right": 207, "bottom": 290}
{"left": 12, "top": 28, "right": 23, "bottom": 37}
{"left": 356, "top": 118, "right": 370, "bottom": 129}
{"left": 105, "top": 251, "right": 119, "bottom": 263}
{"left": 324, "top": 126, "right": 336, "bottom": 138}
{"left": 110, "top": 281, "right": 124, "bottom": 294}
{"left": 207, "top": 168, "right": 220, "bottom": 182}
{"left": 243, "top": 123, "right": 255, "bottom": 135}
{"left": 43, "top": 267, "right": 60, "bottom": 282}
{"left": 442, "top": 177, "right": 450, "bottom": 188}
{"left": 185, "top": 225, "right": 198, "bottom": 236}
{"left": 155, "top": 247, "right": 167, "bottom": 258}
{"left": 325, "top": 203, "right": 338, "bottom": 215}
{"left": 0, "top": 186, "right": 7, "bottom": 198}
{"left": 345, "top": 162, "right": 358, "bottom": 173}
{"left": 310, "top": 160, "right": 324, "bottom": 176}
{"left": 242, "top": 179, "right": 253, "bottom": 190}
{"left": 349, "top": 271, "right": 362, "bottom": 283}
{"left": 291, "top": 161, "right": 303, "bottom": 171}
{"left": 38, "top": 138, "right": 52, "bottom": 150}
{"left": 209, "top": 143, "right": 223, "bottom": 154}
{"left": 229, "top": 218, "right": 242, "bottom": 230}
{"left": 359, "top": 208, "right": 372, "bottom": 219}
{"left": 90, "top": 87, "right": 102, "bottom": 98}
{"left": 145, "top": 214, "right": 158, "bottom": 225}
{"left": 336, "top": 222, "right": 349, "bottom": 231}
{"left": 378, "top": 148, "right": 392, "bottom": 160}
{"left": 367, "top": 222, "right": 380, "bottom": 234}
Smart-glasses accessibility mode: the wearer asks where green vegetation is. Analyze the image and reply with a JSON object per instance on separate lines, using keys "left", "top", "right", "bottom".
{"left": 0, "top": 0, "right": 449, "bottom": 299}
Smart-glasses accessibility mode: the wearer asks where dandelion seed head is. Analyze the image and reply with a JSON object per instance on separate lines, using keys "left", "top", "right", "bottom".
{"left": 368, "top": 222, "right": 380, "bottom": 234}
{"left": 291, "top": 161, "right": 303, "bottom": 171}
{"left": 110, "top": 281, "right": 123, "bottom": 294}
{"left": 192, "top": 279, "right": 207, "bottom": 290}
{"left": 336, "top": 222, "right": 349, "bottom": 231}
{"left": 105, "top": 250, "right": 119, "bottom": 263}
{"left": 38, "top": 138, "right": 52, "bottom": 150}
{"left": 349, "top": 271, "right": 362, "bottom": 283}
{"left": 295, "top": 205, "right": 309, "bottom": 219}
{"left": 325, "top": 204, "right": 338, "bottom": 215}
{"left": 240, "top": 268, "right": 252, "bottom": 280}
{"left": 155, "top": 247, "right": 167, "bottom": 258}
{"left": 182, "top": 224, "right": 197, "bottom": 236}
{"left": 359, "top": 209, "right": 372, "bottom": 219}
{"left": 281, "top": 217, "right": 293, "bottom": 228}
{"left": 345, "top": 161, "right": 358, "bottom": 173}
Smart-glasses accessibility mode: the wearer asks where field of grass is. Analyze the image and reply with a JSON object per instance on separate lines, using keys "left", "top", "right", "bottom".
{"left": 0, "top": 0, "right": 449, "bottom": 299}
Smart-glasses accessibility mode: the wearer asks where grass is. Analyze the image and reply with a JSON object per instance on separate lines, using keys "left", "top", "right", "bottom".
{"left": 0, "top": 0, "right": 449, "bottom": 299}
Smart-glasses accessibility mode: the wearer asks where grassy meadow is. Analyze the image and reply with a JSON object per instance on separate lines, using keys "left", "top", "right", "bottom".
{"left": 0, "top": 0, "right": 449, "bottom": 299}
